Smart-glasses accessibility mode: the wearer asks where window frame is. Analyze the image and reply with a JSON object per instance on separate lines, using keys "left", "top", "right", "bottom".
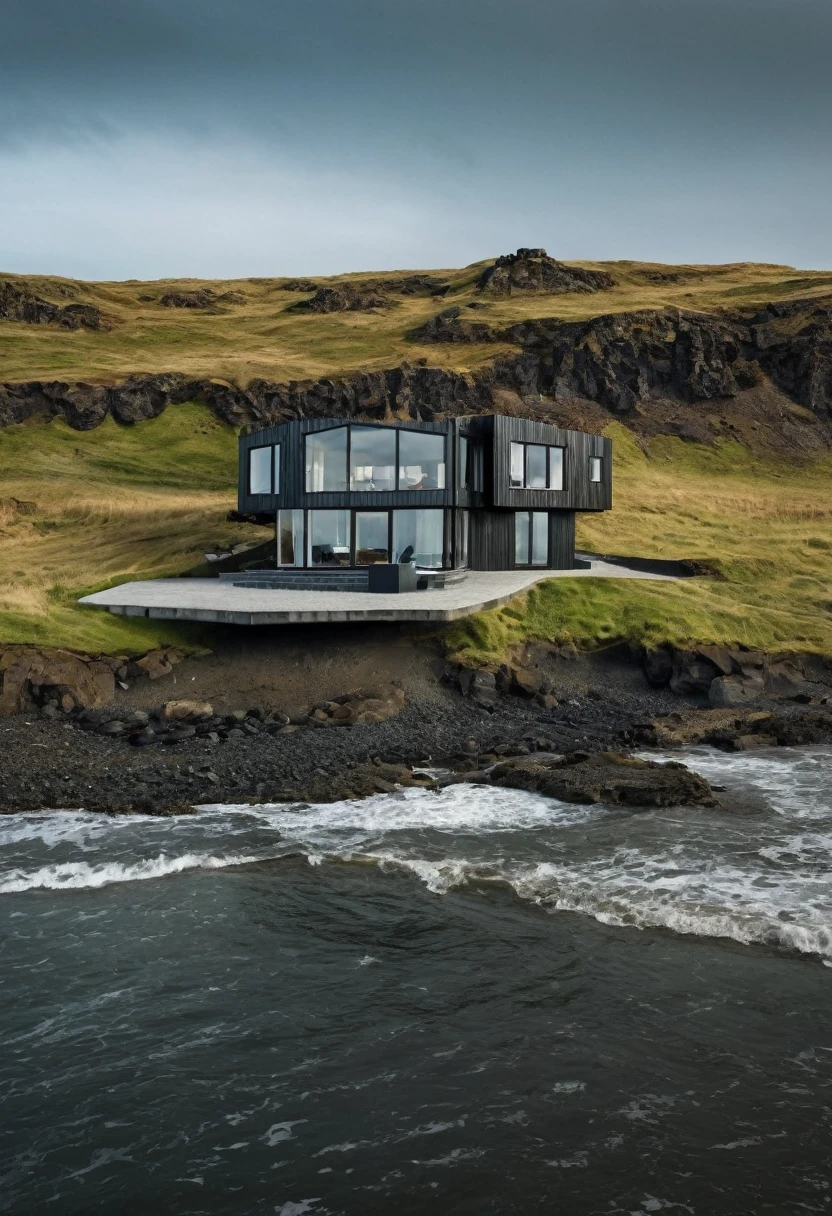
{"left": 589, "top": 455, "right": 603, "bottom": 484}
{"left": 304, "top": 424, "right": 447, "bottom": 495}
{"left": 509, "top": 441, "right": 567, "bottom": 491}
{"left": 276, "top": 507, "right": 448, "bottom": 568}
{"left": 248, "top": 443, "right": 275, "bottom": 495}
{"left": 514, "top": 510, "right": 550, "bottom": 568}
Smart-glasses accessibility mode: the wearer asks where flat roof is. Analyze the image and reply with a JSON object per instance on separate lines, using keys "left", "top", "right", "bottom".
{"left": 78, "top": 561, "right": 675, "bottom": 625}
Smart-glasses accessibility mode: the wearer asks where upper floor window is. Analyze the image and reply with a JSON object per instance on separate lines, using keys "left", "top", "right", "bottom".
{"left": 589, "top": 456, "right": 603, "bottom": 483}
{"left": 350, "top": 426, "right": 396, "bottom": 491}
{"left": 399, "top": 430, "right": 445, "bottom": 490}
{"left": 249, "top": 444, "right": 280, "bottom": 495}
{"left": 510, "top": 441, "right": 565, "bottom": 490}
{"left": 305, "top": 427, "right": 348, "bottom": 492}
{"left": 304, "top": 424, "right": 445, "bottom": 493}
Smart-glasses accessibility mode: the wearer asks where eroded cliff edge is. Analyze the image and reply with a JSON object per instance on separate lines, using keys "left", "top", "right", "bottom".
{"left": 2, "top": 296, "right": 831, "bottom": 454}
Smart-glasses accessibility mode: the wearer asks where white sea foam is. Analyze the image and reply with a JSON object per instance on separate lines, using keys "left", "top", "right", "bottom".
{"left": 0, "top": 849, "right": 280, "bottom": 893}
{"left": 3, "top": 748, "right": 832, "bottom": 962}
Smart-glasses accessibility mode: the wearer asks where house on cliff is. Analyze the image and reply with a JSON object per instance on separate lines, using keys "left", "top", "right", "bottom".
{"left": 236, "top": 414, "right": 612, "bottom": 588}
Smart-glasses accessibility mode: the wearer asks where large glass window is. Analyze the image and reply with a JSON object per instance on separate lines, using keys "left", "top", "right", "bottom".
{"left": 305, "top": 428, "right": 348, "bottom": 492}
{"left": 510, "top": 441, "right": 567, "bottom": 489}
{"left": 589, "top": 456, "right": 603, "bottom": 483}
{"left": 308, "top": 510, "right": 351, "bottom": 565}
{"left": 515, "top": 512, "right": 530, "bottom": 564}
{"left": 526, "top": 445, "right": 547, "bottom": 489}
{"left": 510, "top": 442, "right": 525, "bottom": 489}
{"left": 399, "top": 432, "right": 445, "bottom": 490}
{"left": 393, "top": 509, "right": 444, "bottom": 568}
{"left": 249, "top": 445, "right": 273, "bottom": 495}
{"left": 277, "top": 509, "right": 304, "bottom": 567}
{"left": 531, "top": 512, "right": 548, "bottom": 565}
{"left": 355, "top": 511, "right": 390, "bottom": 564}
{"left": 350, "top": 427, "right": 396, "bottom": 491}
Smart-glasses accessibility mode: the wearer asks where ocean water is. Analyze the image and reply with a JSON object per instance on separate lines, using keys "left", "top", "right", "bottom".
{"left": 2, "top": 746, "right": 831, "bottom": 1214}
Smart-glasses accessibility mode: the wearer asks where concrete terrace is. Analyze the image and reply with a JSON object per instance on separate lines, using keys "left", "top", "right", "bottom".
{"left": 79, "top": 560, "right": 676, "bottom": 625}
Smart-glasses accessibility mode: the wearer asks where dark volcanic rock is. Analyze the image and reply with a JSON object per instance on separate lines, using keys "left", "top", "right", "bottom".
{"left": 0, "top": 280, "right": 105, "bottom": 330}
{"left": 282, "top": 278, "right": 319, "bottom": 292}
{"left": 159, "top": 289, "right": 218, "bottom": 309}
{"left": 293, "top": 285, "right": 390, "bottom": 313}
{"left": 478, "top": 248, "right": 615, "bottom": 296}
{"left": 484, "top": 751, "right": 718, "bottom": 808}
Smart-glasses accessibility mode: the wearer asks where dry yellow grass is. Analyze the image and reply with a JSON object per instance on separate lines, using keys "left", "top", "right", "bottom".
{"left": 2, "top": 259, "right": 831, "bottom": 385}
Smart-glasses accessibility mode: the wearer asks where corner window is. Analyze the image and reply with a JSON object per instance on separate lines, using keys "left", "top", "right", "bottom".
{"left": 589, "top": 456, "right": 602, "bottom": 483}
{"left": 350, "top": 427, "right": 396, "bottom": 491}
{"left": 277, "top": 509, "right": 303, "bottom": 566}
{"left": 305, "top": 428, "right": 348, "bottom": 492}
{"left": 249, "top": 445, "right": 273, "bottom": 495}
{"left": 399, "top": 431, "right": 445, "bottom": 490}
{"left": 510, "top": 442, "right": 566, "bottom": 490}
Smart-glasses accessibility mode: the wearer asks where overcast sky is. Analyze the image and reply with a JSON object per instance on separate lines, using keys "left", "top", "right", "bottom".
{"left": 2, "top": 0, "right": 831, "bottom": 279}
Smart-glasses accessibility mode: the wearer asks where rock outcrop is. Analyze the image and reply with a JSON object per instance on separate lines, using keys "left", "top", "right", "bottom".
{"left": 462, "top": 750, "right": 718, "bottom": 808}
{"left": 0, "top": 280, "right": 105, "bottom": 330}
{"left": 478, "top": 248, "right": 616, "bottom": 296}
{"left": 293, "top": 284, "right": 390, "bottom": 313}
{"left": 641, "top": 644, "right": 831, "bottom": 706}
{"left": 2, "top": 296, "right": 831, "bottom": 446}
{"left": 0, "top": 647, "right": 115, "bottom": 715}
{"left": 159, "top": 289, "right": 245, "bottom": 309}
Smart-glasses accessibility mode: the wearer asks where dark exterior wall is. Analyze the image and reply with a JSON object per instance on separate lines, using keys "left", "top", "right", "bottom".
{"left": 489, "top": 415, "right": 612, "bottom": 513}
{"left": 238, "top": 417, "right": 455, "bottom": 516}
{"left": 469, "top": 509, "right": 577, "bottom": 571}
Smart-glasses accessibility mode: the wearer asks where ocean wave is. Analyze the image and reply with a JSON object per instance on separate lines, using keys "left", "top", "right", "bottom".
{"left": 0, "top": 849, "right": 281, "bottom": 893}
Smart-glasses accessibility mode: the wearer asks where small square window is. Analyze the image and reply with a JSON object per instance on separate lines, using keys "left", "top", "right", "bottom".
{"left": 589, "top": 456, "right": 602, "bottom": 483}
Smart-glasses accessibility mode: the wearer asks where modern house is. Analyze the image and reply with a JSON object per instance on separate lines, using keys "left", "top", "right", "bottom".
{"left": 237, "top": 415, "right": 611, "bottom": 585}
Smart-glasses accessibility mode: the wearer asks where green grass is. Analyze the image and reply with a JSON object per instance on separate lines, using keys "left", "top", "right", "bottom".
{"left": 0, "top": 403, "right": 262, "bottom": 652}
{"left": 446, "top": 423, "right": 832, "bottom": 665}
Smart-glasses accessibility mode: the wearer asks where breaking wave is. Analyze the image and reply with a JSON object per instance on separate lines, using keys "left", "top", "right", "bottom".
{"left": 2, "top": 745, "right": 831, "bottom": 960}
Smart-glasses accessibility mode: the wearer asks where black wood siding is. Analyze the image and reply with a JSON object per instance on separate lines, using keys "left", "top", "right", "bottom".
{"left": 238, "top": 418, "right": 455, "bottom": 516}
{"left": 489, "top": 415, "right": 612, "bottom": 513}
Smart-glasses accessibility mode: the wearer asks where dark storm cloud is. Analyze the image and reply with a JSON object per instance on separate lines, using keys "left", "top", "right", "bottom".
{"left": 1, "top": 0, "right": 831, "bottom": 276}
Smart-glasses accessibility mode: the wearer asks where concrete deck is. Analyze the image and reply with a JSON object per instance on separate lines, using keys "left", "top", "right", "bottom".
{"left": 79, "top": 561, "right": 676, "bottom": 625}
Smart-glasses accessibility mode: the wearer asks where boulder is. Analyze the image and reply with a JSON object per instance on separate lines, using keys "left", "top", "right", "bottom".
{"left": 163, "top": 699, "right": 213, "bottom": 721}
{"left": 131, "top": 648, "right": 183, "bottom": 680}
{"left": 510, "top": 667, "right": 544, "bottom": 698}
{"left": 458, "top": 668, "right": 498, "bottom": 709}
{"left": 709, "top": 674, "right": 764, "bottom": 708}
{"left": 486, "top": 751, "right": 717, "bottom": 808}
{"left": 0, "top": 646, "right": 114, "bottom": 715}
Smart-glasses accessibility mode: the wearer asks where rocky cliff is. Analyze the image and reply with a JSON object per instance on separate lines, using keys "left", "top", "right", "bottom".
{"left": 1, "top": 295, "right": 830, "bottom": 452}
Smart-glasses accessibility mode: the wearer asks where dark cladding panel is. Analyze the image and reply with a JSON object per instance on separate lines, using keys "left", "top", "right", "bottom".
{"left": 490, "top": 416, "right": 612, "bottom": 512}
{"left": 550, "top": 511, "right": 576, "bottom": 569}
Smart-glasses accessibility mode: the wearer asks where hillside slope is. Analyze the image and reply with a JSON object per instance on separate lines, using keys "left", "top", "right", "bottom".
{"left": 1, "top": 250, "right": 831, "bottom": 658}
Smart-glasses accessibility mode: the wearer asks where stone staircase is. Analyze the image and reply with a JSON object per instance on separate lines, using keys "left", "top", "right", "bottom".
{"left": 221, "top": 569, "right": 370, "bottom": 592}
{"left": 218, "top": 566, "right": 469, "bottom": 593}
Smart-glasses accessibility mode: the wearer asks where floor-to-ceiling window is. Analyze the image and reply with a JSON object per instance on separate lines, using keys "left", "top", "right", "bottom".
{"left": 515, "top": 511, "right": 549, "bottom": 567}
{"left": 308, "top": 510, "right": 351, "bottom": 565}
{"left": 392, "top": 509, "right": 444, "bottom": 567}
{"left": 277, "top": 509, "right": 304, "bottom": 566}
{"left": 355, "top": 511, "right": 390, "bottom": 564}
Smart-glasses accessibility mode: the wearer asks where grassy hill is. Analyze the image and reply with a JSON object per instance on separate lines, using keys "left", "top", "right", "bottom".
{"left": 1, "top": 255, "right": 831, "bottom": 660}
